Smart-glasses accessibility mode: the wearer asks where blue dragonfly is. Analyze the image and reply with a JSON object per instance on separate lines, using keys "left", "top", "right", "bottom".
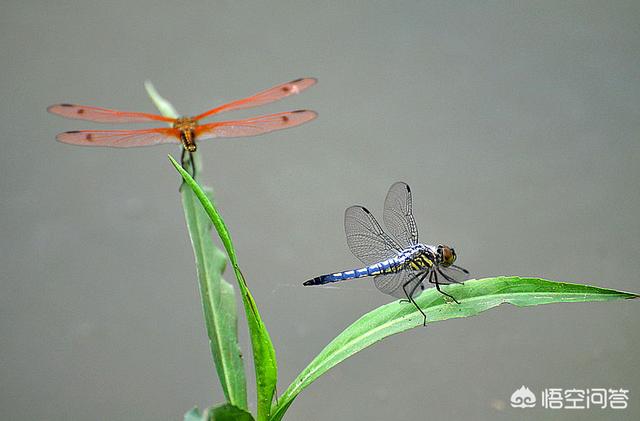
{"left": 304, "top": 182, "right": 469, "bottom": 325}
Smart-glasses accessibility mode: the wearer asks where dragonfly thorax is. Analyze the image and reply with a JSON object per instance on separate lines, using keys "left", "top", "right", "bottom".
{"left": 404, "top": 243, "right": 431, "bottom": 256}
{"left": 400, "top": 243, "right": 437, "bottom": 271}
{"left": 399, "top": 243, "right": 457, "bottom": 269}
{"left": 174, "top": 117, "right": 198, "bottom": 152}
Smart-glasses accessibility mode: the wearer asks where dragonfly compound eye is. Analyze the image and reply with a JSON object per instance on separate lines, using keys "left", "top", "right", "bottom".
{"left": 441, "top": 245, "right": 456, "bottom": 266}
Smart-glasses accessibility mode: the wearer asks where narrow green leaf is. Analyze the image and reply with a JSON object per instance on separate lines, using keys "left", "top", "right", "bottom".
{"left": 271, "top": 277, "right": 638, "bottom": 420}
{"left": 170, "top": 155, "right": 278, "bottom": 421}
{"left": 182, "top": 186, "right": 248, "bottom": 410}
{"left": 144, "top": 80, "right": 179, "bottom": 119}
{"left": 209, "top": 404, "right": 255, "bottom": 421}
{"left": 145, "top": 82, "right": 248, "bottom": 410}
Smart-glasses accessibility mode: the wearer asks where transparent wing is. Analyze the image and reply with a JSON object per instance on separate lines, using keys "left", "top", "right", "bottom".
{"left": 383, "top": 181, "right": 419, "bottom": 248}
{"left": 374, "top": 269, "right": 426, "bottom": 299}
{"left": 193, "top": 78, "right": 317, "bottom": 121}
{"left": 56, "top": 128, "right": 180, "bottom": 148}
{"left": 344, "top": 205, "right": 402, "bottom": 266}
{"left": 195, "top": 110, "right": 317, "bottom": 140}
{"left": 47, "top": 104, "right": 174, "bottom": 123}
{"left": 436, "top": 265, "right": 470, "bottom": 284}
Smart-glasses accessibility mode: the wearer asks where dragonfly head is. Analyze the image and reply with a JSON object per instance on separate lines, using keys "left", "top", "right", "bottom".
{"left": 437, "top": 244, "right": 457, "bottom": 267}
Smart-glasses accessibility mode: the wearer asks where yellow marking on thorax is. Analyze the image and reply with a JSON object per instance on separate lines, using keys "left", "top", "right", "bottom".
{"left": 408, "top": 254, "right": 433, "bottom": 271}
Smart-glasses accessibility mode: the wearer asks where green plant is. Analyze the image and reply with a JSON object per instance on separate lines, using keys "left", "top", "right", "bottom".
{"left": 145, "top": 82, "right": 638, "bottom": 421}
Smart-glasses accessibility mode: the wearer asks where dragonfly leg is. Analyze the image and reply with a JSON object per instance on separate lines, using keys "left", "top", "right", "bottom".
{"left": 179, "top": 149, "right": 197, "bottom": 191}
{"left": 431, "top": 270, "right": 460, "bottom": 304}
{"left": 401, "top": 272, "right": 429, "bottom": 326}
{"left": 437, "top": 268, "right": 465, "bottom": 285}
{"left": 179, "top": 148, "right": 197, "bottom": 178}
{"left": 406, "top": 271, "right": 427, "bottom": 300}
{"left": 180, "top": 147, "right": 187, "bottom": 169}
{"left": 451, "top": 264, "right": 469, "bottom": 274}
{"left": 189, "top": 150, "right": 197, "bottom": 179}
{"left": 179, "top": 148, "right": 187, "bottom": 191}
{"left": 399, "top": 272, "right": 422, "bottom": 304}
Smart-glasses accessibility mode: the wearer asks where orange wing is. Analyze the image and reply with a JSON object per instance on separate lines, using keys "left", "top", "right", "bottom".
{"left": 195, "top": 110, "right": 317, "bottom": 140}
{"left": 47, "top": 104, "right": 175, "bottom": 123}
{"left": 56, "top": 128, "right": 180, "bottom": 148}
{"left": 193, "top": 78, "right": 317, "bottom": 121}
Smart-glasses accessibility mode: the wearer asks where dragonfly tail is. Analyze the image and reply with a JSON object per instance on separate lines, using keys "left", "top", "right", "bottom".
{"left": 303, "top": 267, "right": 373, "bottom": 286}
{"left": 303, "top": 275, "right": 333, "bottom": 286}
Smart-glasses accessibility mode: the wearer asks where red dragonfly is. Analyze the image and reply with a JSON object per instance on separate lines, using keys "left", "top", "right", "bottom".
{"left": 48, "top": 78, "right": 317, "bottom": 170}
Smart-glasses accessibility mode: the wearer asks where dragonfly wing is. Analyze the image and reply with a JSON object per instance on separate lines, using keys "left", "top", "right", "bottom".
{"left": 374, "top": 270, "right": 426, "bottom": 299}
{"left": 56, "top": 128, "right": 180, "bottom": 148}
{"left": 344, "top": 205, "right": 402, "bottom": 266}
{"left": 195, "top": 110, "right": 317, "bottom": 140}
{"left": 47, "top": 104, "right": 174, "bottom": 123}
{"left": 383, "top": 181, "right": 419, "bottom": 247}
{"left": 193, "top": 78, "right": 317, "bottom": 121}
{"left": 436, "top": 265, "right": 470, "bottom": 284}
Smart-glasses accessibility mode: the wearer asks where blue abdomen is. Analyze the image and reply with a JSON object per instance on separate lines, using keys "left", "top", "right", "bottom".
{"left": 303, "top": 258, "right": 400, "bottom": 286}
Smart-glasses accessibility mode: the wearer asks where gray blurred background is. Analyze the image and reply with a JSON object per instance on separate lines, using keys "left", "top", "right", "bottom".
{"left": 1, "top": 1, "right": 639, "bottom": 420}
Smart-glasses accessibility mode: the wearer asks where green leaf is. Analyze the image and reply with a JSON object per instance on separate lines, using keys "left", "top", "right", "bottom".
{"left": 144, "top": 80, "right": 179, "bottom": 119}
{"left": 270, "top": 277, "right": 638, "bottom": 420}
{"left": 184, "top": 404, "right": 254, "bottom": 421}
{"left": 170, "top": 155, "right": 278, "bottom": 421}
{"left": 209, "top": 404, "right": 255, "bottom": 421}
{"left": 182, "top": 186, "right": 248, "bottom": 410}
{"left": 146, "top": 82, "right": 248, "bottom": 410}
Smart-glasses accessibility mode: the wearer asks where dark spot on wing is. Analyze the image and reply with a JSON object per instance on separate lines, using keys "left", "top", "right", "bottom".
{"left": 281, "top": 86, "right": 291, "bottom": 92}
{"left": 85, "top": 134, "right": 93, "bottom": 141}
{"left": 77, "top": 109, "right": 85, "bottom": 114}
{"left": 281, "top": 115, "right": 289, "bottom": 123}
